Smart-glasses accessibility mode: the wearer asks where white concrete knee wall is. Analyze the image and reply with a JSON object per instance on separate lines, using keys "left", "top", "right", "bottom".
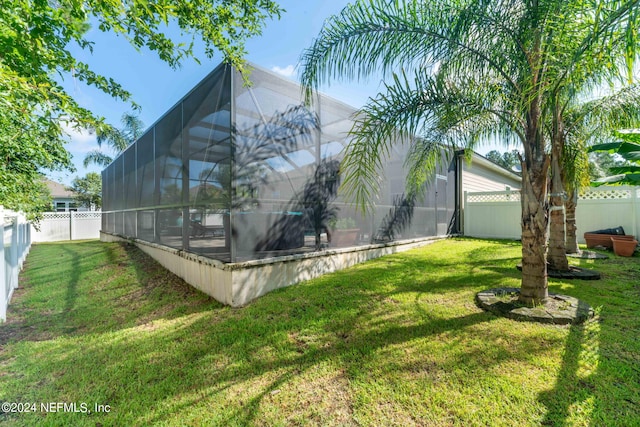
{"left": 231, "top": 238, "right": 438, "bottom": 305}
{"left": 100, "top": 232, "right": 233, "bottom": 305}
{"left": 100, "top": 231, "right": 442, "bottom": 307}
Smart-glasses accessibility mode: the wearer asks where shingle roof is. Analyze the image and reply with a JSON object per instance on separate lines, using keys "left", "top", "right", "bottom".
{"left": 44, "top": 180, "right": 74, "bottom": 198}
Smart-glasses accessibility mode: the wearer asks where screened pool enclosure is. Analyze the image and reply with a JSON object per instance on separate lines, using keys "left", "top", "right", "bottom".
{"left": 101, "top": 63, "right": 457, "bottom": 263}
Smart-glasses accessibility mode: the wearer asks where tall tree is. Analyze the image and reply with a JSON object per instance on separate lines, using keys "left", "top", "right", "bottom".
{"left": 84, "top": 112, "right": 145, "bottom": 167}
{"left": 543, "top": 8, "right": 640, "bottom": 265}
{"left": 0, "top": 0, "right": 282, "bottom": 214}
{"left": 301, "top": 0, "right": 639, "bottom": 304}
{"left": 69, "top": 172, "right": 102, "bottom": 210}
{"left": 485, "top": 150, "right": 522, "bottom": 171}
{"left": 547, "top": 86, "right": 640, "bottom": 259}
{"left": 588, "top": 151, "right": 629, "bottom": 180}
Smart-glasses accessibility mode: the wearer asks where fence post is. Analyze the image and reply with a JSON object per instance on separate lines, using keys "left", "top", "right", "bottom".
{"left": 0, "top": 206, "right": 6, "bottom": 321}
{"left": 20, "top": 214, "right": 25, "bottom": 267}
{"left": 633, "top": 187, "right": 639, "bottom": 238}
{"left": 70, "top": 210, "right": 74, "bottom": 241}
{"left": 18, "top": 213, "right": 29, "bottom": 268}
{"left": 17, "top": 214, "right": 23, "bottom": 269}
{"left": 11, "top": 212, "right": 18, "bottom": 291}
{"left": 26, "top": 216, "right": 31, "bottom": 257}
{"left": 463, "top": 191, "right": 468, "bottom": 235}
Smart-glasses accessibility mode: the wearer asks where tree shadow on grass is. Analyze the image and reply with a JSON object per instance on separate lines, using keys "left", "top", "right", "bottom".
{"left": 368, "top": 252, "right": 522, "bottom": 298}
{"left": 61, "top": 244, "right": 82, "bottom": 334}
{"left": 215, "top": 310, "right": 497, "bottom": 426}
{"left": 539, "top": 254, "right": 640, "bottom": 426}
{"left": 536, "top": 316, "right": 640, "bottom": 426}
{"left": 538, "top": 323, "right": 592, "bottom": 426}
{"left": 7, "top": 292, "right": 560, "bottom": 426}
{"left": 9, "top": 239, "right": 632, "bottom": 425}
{"left": 0, "top": 241, "right": 220, "bottom": 345}
{"left": 2, "top": 240, "right": 514, "bottom": 425}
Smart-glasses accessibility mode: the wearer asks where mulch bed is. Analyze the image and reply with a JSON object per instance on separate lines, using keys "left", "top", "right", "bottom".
{"left": 516, "top": 263, "right": 601, "bottom": 280}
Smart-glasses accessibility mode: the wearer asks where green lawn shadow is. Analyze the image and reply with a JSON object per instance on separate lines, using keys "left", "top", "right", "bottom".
{"left": 2, "top": 238, "right": 638, "bottom": 425}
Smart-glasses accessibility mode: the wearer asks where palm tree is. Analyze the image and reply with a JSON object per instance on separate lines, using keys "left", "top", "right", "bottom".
{"left": 560, "top": 137, "right": 592, "bottom": 255}
{"left": 547, "top": 85, "right": 640, "bottom": 262}
{"left": 300, "top": 0, "right": 640, "bottom": 304}
{"left": 83, "top": 112, "right": 145, "bottom": 167}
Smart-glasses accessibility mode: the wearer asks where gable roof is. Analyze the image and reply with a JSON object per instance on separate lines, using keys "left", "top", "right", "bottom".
{"left": 44, "top": 179, "right": 74, "bottom": 198}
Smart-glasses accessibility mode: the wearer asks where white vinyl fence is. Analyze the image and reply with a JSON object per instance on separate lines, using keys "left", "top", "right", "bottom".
{"left": 464, "top": 186, "right": 640, "bottom": 242}
{"left": 1, "top": 207, "right": 31, "bottom": 321}
{"left": 31, "top": 211, "right": 102, "bottom": 242}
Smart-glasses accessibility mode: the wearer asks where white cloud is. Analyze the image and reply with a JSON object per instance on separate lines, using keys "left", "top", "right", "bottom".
{"left": 271, "top": 64, "right": 296, "bottom": 78}
{"left": 61, "top": 122, "right": 98, "bottom": 154}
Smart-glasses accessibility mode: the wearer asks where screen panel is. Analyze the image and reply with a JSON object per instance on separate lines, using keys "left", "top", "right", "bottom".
{"left": 136, "top": 132, "right": 155, "bottom": 207}
{"left": 100, "top": 63, "right": 458, "bottom": 264}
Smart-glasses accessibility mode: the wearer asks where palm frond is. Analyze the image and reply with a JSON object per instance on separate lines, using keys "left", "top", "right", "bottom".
{"left": 121, "top": 112, "right": 145, "bottom": 142}
{"left": 83, "top": 150, "right": 113, "bottom": 167}
{"left": 588, "top": 131, "right": 640, "bottom": 185}
{"left": 300, "top": 0, "right": 640, "bottom": 208}
{"left": 342, "top": 67, "right": 522, "bottom": 209}
{"left": 588, "top": 141, "right": 624, "bottom": 152}
{"left": 567, "top": 84, "right": 640, "bottom": 137}
{"left": 299, "top": 0, "right": 529, "bottom": 102}
{"left": 560, "top": 135, "right": 591, "bottom": 190}
{"left": 589, "top": 138, "right": 640, "bottom": 160}
{"left": 610, "top": 165, "right": 640, "bottom": 173}
{"left": 96, "top": 125, "right": 127, "bottom": 152}
{"left": 95, "top": 112, "right": 144, "bottom": 153}
{"left": 617, "top": 143, "right": 640, "bottom": 161}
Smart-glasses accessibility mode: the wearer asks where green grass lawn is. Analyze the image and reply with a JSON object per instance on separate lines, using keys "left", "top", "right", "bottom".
{"left": 1, "top": 238, "right": 639, "bottom": 426}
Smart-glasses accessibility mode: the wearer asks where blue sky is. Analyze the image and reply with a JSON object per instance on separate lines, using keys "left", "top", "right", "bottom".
{"left": 52, "top": 0, "right": 501, "bottom": 185}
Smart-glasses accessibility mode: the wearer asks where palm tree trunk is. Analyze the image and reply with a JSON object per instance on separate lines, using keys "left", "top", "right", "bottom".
{"left": 519, "top": 109, "right": 550, "bottom": 304}
{"left": 548, "top": 136, "right": 570, "bottom": 271}
{"left": 564, "top": 188, "right": 580, "bottom": 254}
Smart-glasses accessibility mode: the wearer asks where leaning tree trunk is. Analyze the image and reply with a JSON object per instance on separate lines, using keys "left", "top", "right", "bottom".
{"left": 519, "top": 139, "right": 551, "bottom": 304}
{"left": 564, "top": 187, "right": 580, "bottom": 254}
{"left": 548, "top": 136, "right": 570, "bottom": 271}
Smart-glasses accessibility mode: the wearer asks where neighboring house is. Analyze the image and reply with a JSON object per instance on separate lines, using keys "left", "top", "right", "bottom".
{"left": 442, "top": 151, "right": 522, "bottom": 234}
{"left": 458, "top": 151, "right": 521, "bottom": 193}
{"left": 44, "top": 180, "right": 88, "bottom": 212}
{"left": 455, "top": 151, "right": 522, "bottom": 235}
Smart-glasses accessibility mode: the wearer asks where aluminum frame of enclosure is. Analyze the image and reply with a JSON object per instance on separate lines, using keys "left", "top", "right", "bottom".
{"left": 102, "top": 63, "right": 457, "bottom": 263}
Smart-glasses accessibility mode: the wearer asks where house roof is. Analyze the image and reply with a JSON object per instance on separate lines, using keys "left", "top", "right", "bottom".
{"left": 466, "top": 151, "right": 522, "bottom": 182}
{"left": 44, "top": 179, "right": 74, "bottom": 198}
